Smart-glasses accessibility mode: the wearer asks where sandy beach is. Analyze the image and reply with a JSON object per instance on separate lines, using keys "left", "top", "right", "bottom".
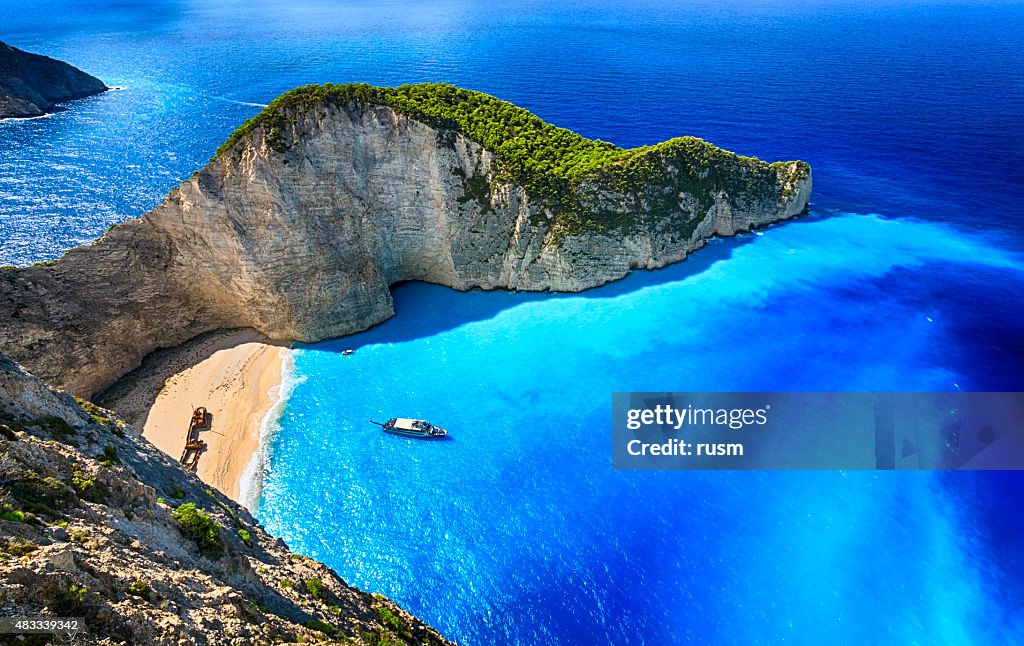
{"left": 98, "top": 329, "right": 287, "bottom": 503}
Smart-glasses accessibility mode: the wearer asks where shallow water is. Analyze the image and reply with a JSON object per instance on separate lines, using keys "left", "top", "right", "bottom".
{"left": 255, "top": 213, "right": 1024, "bottom": 643}
{"left": 3, "top": 1, "right": 1024, "bottom": 643}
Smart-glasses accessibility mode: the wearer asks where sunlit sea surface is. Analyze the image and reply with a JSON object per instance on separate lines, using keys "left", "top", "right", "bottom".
{"left": 3, "top": 1, "right": 1024, "bottom": 643}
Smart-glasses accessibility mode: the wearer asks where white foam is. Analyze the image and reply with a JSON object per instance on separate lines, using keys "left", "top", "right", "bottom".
{"left": 0, "top": 111, "right": 58, "bottom": 123}
{"left": 238, "top": 347, "right": 304, "bottom": 512}
{"left": 214, "top": 97, "right": 269, "bottom": 108}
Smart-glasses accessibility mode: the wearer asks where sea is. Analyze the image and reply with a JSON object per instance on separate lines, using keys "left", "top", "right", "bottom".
{"left": 2, "top": 1, "right": 1023, "bottom": 643}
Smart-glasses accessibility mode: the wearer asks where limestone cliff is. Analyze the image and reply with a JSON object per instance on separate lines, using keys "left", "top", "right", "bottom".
{"left": 0, "top": 83, "right": 810, "bottom": 396}
{"left": 0, "top": 41, "right": 107, "bottom": 118}
{"left": 0, "top": 353, "right": 451, "bottom": 645}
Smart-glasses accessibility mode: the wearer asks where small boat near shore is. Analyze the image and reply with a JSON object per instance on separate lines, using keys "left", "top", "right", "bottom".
{"left": 371, "top": 418, "right": 448, "bottom": 438}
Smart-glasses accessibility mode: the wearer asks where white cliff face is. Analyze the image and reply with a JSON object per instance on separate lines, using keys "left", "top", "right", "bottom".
{"left": 0, "top": 100, "right": 810, "bottom": 396}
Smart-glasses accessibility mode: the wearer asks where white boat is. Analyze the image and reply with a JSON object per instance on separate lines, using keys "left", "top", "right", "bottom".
{"left": 371, "top": 418, "right": 448, "bottom": 438}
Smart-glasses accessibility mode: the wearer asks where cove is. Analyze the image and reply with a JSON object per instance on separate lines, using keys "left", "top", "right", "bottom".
{"left": 253, "top": 212, "right": 1024, "bottom": 644}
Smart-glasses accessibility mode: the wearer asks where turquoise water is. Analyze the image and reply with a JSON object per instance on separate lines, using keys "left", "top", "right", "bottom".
{"left": 255, "top": 213, "right": 1024, "bottom": 643}
{"left": 3, "top": 0, "right": 1024, "bottom": 642}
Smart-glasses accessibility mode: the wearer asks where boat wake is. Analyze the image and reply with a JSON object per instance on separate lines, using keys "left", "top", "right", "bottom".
{"left": 213, "top": 96, "right": 269, "bottom": 108}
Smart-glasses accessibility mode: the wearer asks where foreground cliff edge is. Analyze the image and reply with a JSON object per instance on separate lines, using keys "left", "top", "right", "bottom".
{"left": 0, "top": 41, "right": 107, "bottom": 119}
{"left": 0, "top": 354, "right": 451, "bottom": 645}
{"left": 0, "top": 83, "right": 810, "bottom": 397}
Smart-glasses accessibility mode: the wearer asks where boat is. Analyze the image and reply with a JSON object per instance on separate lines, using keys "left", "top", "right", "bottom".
{"left": 342, "top": 349, "right": 354, "bottom": 355}
{"left": 371, "top": 418, "right": 448, "bottom": 438}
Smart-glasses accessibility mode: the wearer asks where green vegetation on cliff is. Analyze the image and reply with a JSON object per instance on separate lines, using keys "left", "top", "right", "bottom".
{"left": 215, "top": 83, "right": 809, "bottom": 238}
{"left": 172, "top": 502, "right": 225, "bottom": 558}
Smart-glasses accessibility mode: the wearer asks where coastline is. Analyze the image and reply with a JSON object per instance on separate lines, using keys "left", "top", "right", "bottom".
{"left": 98, "top": 328, "right": 288, "bottom": 504}
{"left": 239, "top": 348, "right": 296, "bottom": 512}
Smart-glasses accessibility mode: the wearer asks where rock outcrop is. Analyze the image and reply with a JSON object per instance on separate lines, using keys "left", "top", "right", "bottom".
{"left": 0, "top": 83, "right": 810, "bottom": 396}
{"left": 0, "top": 41, "right": 107, "bottom": 118}
{"left": 0, "top": 352, "right": 451, "bottom": 645}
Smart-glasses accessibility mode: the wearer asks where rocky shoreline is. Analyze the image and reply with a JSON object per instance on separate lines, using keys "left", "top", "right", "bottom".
{"left": 0, "top": 41, "right": 107, "bottom": 119}
{"left": 0, "top": 353, "right": 452, "bottom": 645}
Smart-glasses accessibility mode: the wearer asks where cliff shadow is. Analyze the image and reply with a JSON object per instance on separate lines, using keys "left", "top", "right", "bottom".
{"left": 309, "top": 220, "right": 801, "bottom": 355}
{"left": 96, "top": 328, "right": 288, "bottom": 429}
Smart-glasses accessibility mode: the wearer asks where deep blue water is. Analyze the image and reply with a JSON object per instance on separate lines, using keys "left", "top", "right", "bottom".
{"left": 3, "top": 1, "right": 1024, "bottom": 643}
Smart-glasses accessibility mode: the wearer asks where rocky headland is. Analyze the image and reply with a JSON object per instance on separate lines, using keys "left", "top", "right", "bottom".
{"left": 0, "top": 83, "right": 811, "bottom": 397}
{"left": 0, "top": 41, "right": 107, "bottom": 119}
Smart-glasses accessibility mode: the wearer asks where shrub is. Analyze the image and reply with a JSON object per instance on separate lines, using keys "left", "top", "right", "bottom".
{"left": 237, "top": 528, "right": 252, "bottom": 547}
{"left": 170, "top": 482, "right": 186, "bottom": 499}
{"left": 3, "top": 538, "right": 37, "bottom": 557}
{"left": 99, "top": 445, "right": 120, "bottom": 467}
{"left": 374, "top": 606, "right": 411, "bottom": 638}
{"left": 53, "top": 584, "right": 87, "bottom": 615}
{"left": 14, "top": 416, "right": 74, "bottom": 441}
{"left": 0, "top": 510, "right": 25, "bottom": 522}
{"left": 9, "top": 471, "right": 76, "bottom": 516}
{"left": 304, "top": 577, "right": 327, "bottom": 602}
{"left": 171, "top": 503, "right": 224, "bottom": 558}
{"left": 73, "top": 398, "right": 125, "bottom": 433}
{"left": 305, "top": 620, "right": 336, "bottom": 636}
{"left": 70, "top": 466, "right": 107, "bottom": 504}
{"left": 280, "top": 578, "right": 293, "bottom": 589}
{"left": 127, "top": 580, "right": 149, "bottom": 598}
{"left": 364, "top": 631, "right": 404, "bottom": 646}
